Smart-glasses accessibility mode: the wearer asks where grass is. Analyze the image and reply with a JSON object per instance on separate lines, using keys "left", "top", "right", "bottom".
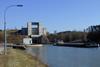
{"left": 0, "top": 48, "right": 48, "bottom": 67}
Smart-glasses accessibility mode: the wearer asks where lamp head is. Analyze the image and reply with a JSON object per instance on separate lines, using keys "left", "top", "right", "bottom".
{"left": 17, "top": 5, "right": 23, "bottom": 7}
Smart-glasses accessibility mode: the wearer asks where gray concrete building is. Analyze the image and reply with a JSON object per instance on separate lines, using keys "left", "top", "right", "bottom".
{"left": 27, "top": 22, "right": 47, "bottom": 37}
{"left": 22, "top": 22, "right": 48, "bottom": 44}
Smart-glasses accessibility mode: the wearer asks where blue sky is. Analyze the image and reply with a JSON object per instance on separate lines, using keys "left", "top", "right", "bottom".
{"left": 0, "top": 0, "right": 100, "bottom": 33}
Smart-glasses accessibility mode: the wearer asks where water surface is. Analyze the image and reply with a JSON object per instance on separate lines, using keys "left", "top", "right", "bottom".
{"left": 27, "top": 45, "right": 100, "bottom": 67}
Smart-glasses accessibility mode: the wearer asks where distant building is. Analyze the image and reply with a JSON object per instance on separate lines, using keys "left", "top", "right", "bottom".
{"left": 21, "top": 28, "right": 28, "bottom": 35}
{"left": 16, "top": 22, "right": 47, "bottom": 36}
{"left": 27, "top": 22, "right": 47, "bottom": 37}
{"left": 18, "top": 22, "right": 48, "bottom": 44}
{"left": 16, "top": 28, "right": 27, "bottom": 35}
{"left": 27, "top": 22, "right": 48, "bottom": 44}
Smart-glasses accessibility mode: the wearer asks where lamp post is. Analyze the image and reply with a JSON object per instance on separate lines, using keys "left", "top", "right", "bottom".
{"left": 4, "top": 4, "right": 23, "bottom": 55}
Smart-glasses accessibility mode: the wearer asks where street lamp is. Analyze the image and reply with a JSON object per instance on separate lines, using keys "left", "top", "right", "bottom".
{"left": 4, "top": 4, "right": 23, "bottom": 55}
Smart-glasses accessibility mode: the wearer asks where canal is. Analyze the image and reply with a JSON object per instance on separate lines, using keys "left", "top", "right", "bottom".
{"left": 26, "top": 45, "right": 100, "bottom": 67}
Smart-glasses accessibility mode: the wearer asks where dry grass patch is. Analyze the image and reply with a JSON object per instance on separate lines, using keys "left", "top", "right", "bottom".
{"left": 0, "top": 48, "right": 48, "bottom": 67}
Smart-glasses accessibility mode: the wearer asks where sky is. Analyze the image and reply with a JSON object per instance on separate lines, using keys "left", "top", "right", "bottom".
{"left": 0, "top": 0, "right": 100, "bottom": 33}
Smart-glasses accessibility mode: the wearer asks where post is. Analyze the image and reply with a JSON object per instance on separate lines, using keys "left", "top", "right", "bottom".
{"left": 4, "top": 5, "right": 23, "bottom": 55}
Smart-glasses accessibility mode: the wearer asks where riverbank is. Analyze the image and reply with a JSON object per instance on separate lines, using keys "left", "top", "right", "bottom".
{"left": 0, "top": 48, "right": 48, "bottom": 67}
{"left": 54, "top": 43, "right": 99, "bottom": 48}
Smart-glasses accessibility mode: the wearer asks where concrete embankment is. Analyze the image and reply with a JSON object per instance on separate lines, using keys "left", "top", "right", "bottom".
{"left": 54, "top": 43, "right": 99, "bottom": 48}
{"left": 26, "top": 44, "right": 43, "bottom": 47}
{"left": 8, "top": 44, "right": 44, "bottom": 49}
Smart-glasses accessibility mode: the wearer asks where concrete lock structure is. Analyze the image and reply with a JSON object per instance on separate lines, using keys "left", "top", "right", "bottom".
{"left": 23, "top": 22, "right": 48, "bottom": 45}
{"left": 27, "top": 22, "right": 47, "bottom": 36}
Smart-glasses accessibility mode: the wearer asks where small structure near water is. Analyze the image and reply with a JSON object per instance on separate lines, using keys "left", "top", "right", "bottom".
{"left": 23, "top": 38, "right": 32, "bottom": 45}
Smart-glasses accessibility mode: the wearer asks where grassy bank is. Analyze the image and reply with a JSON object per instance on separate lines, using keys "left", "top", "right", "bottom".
{"left": 0, "top": 48, "right": 48, "bottom": 67}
